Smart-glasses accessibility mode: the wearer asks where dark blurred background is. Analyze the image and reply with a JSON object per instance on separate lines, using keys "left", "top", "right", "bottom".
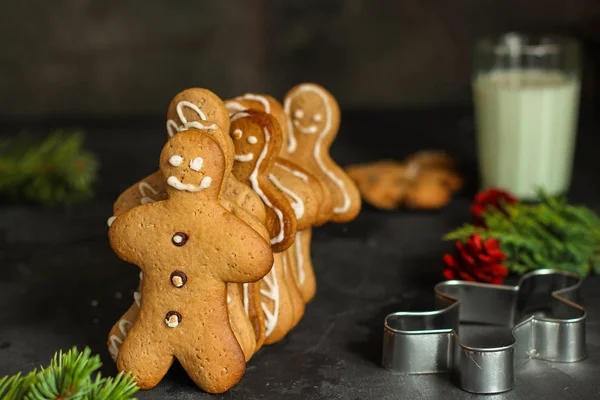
{"left": 2, "top": 0, "right": 600, "bottom": 119}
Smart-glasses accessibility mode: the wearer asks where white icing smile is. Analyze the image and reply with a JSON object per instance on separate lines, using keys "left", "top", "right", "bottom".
{"left": 234, "top": 153, "right": 254, "bottom": 162}
{"left": 293, "top": 119, "right": 318, "bottom": 134}
{"left": 167, "top": 176, "right": 212, "bottom": 192}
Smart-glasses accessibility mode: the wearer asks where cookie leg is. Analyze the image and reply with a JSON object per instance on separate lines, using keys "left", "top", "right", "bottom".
{"left": 176, "top": 327, "right": 247, "bottom": 394}
{"left": 261, "top": 253, "right": 295, "bottom": 345}
{"left": 227, "top": 283, "right": 257, "bottom": 361}
{"left": 293, "top": 229, "right": 316, "bottom": 302}
{"left": 244, "top": 282, "right": 266, "bottom": 350}
{"left": 107, "top": 304, "right": 139, "bottom": 362}
{"left": 116, "top": 320, "right": 174, "bottom": 390}
{"left": 283, "top": 246, "right": 305, "bottom": 327}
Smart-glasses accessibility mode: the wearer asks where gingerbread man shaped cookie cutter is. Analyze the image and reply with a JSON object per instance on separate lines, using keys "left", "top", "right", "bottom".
{"left": 382, "top": 269, "right": 586, "bottom": 394}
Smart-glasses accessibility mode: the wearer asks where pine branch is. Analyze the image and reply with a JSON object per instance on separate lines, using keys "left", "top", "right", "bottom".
{"left": 0, "top": 347, "right": 138, "bottom": 400}
{"left": 0, "top": 131, "right": 98, "bottom": 206}
{"left": 445, "top": 190, "right": 600, "bottom": 277}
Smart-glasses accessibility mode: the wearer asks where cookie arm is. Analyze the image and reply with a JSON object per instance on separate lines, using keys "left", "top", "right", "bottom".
{"left": 108, "top": 204, "right": 157, "bottom": 266}
{"left": 217, "top": 214, "right": 273, "bottom": 283}
{"left": 113, "top": 171, "right": 167, "bottom": 216}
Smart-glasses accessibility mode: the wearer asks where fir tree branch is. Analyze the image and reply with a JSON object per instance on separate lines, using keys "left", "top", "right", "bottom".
{"left": 0, "top": 347, "right": 138, "bottom": 400}
{"left": 445, "top": 190, "right": 600, "bottom": 277}
{"left": 0, "top": 131, "right": 98, "bottom": 206}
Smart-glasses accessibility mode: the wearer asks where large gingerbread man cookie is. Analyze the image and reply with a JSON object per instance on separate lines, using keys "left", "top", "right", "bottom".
{"left": 108, "top": 129, "right": 273, "bottom": 393}
{"left": 109, "top": 89, "right": 269, "bottom": 362}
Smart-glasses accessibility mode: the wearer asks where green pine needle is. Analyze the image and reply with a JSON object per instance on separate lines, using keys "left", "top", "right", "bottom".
{"left": 445, "top": 189, "right": 600, "bottom": 277}
{"left": 0, "top": 130, "right": 98, "bottom": 206}
{"left": 0, "top": 347, "right": 138, "bottom": 400}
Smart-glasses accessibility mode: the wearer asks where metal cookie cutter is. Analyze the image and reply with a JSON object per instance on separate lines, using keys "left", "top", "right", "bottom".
{"left": 382, "top": 269, "right": 586, "bottom": 394}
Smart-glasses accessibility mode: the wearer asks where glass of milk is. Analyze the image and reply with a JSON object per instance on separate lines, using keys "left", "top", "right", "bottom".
{"left": 473, "top": 33, "right": 582, "bottom": 199}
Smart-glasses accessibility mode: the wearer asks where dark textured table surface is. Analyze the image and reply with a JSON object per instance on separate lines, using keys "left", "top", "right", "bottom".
{"left": 1, "top": 108, "right": 600, "bottom": 399}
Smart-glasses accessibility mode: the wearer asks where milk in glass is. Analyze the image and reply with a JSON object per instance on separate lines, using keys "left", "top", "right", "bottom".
{"left": 474, "top": 70, "right": 580, "bottom": 199}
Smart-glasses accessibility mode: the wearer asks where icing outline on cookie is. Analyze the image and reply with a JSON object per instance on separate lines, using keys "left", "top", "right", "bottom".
{"left": 248, "top": 126, "right": 285, "bottom": 245}
{"left": 167, "top": 176, "right": 212, "bottom": 192}
{"left": 260, "top": 264, "right": 280, "bottom": 337}
{"left": 285, "top": 84, "right": 351, "bottom": 214}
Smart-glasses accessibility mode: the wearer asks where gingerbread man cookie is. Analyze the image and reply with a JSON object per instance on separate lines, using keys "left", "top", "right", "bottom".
{"left": 109, "top": 89, "right": 269, "bottom": 361}
{"left": 108, "top": 129, "right": 273, "bottom": 393}
{"left": 225, "top": 94, "right": 330, "bottom": 302}
{"left": 229, "top": 110, "right": 306, "bottom": 340}
{"left": 346, "top": 151, "right": 463, "bottom": 210}
{"left": 282, "top": 83, "right": 361, "bottom": 223}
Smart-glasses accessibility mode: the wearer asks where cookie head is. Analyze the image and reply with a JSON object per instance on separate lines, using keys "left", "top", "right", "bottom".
{"left": 166, "top": 88, "right": 231, "bottom": 138}
{"left": 229, "top": 111, "right": 281, "bottom": 183}
{"left": 284, "top": 83, "right": 340, "bottom": 153}
{"left": 225, "top": 94, "right": 289, "bottom": 153}
{"left": 160, "top": 129, "right": 225, "bottom": 199}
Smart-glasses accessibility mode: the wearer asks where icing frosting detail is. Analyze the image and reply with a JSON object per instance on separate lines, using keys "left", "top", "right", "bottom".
{"left": 232, "top": 129, "right": 243, "bottom": 140}
{"left": 167, "top": 176, "right": 212, "bottom": 192}
{"left": 268, "top": 173, "right": 304, "bottom": 219}
{"left": 231, "top": 111, "right": 251, "bottom": 122}
{"left": 294, "top": 232, "right": 305, "bottom": 284}
{"left": 261, "top": 263, "right": 279, "bottom": 337}
{"left": 108, "top": 318, "right": 134, "bottom": 361}
{"left": 225, "top": 101, "right": 246, "bottom": 115}
{"left": 234, "top": 153, "right": 254, "bottom": 162}
{"left": 247, "top": 136, "right": 258, "bottom": 144}
{"left": 139, "top": 182, "right": 159, "bottom": 205}
{"left": 172, "top": 232, "right": 188, "bottom": 246}
{"left": 166, "top": 100, "right": 217, "bottom": 136}
{"left": 118, "top": 319, "right": 133, "bottom": 336}
{"left": 189, "top": 157, "right": 204, "bottom": 172}
{"left": 134, "top": 292, "right": 141, "bottom": 308}
{"left": 237, "top": 94, "right": 271, "bottom": 114}
{"left": 274, "top": 162, "right": 309, "bottom": 182}
{"left": 242, "top": 283, "right": 249, "bottom": 315}
{"left": 248, "top": 127, "right": 285, "bottom": 245}
{"left": 286, "top": 85, "right": 351, "bottom": 214}
{"left": 293, "top": 119, "right": 318, "bottom": 134}
{"left": 107, "top": 216, "right": 116, "bottom": 227}
{"left": 169, "top": 155, "right": 184, "bottom": 167}
{"left": 108, "top": 335, "right": 123, "bottom": 362}
{"left": 165, "top": 311, "right": 181, "bottom": 328}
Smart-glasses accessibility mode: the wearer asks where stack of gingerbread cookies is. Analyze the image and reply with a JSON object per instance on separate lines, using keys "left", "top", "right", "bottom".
{"left": 106, "top": 84, "right": 361, "bottom": 393}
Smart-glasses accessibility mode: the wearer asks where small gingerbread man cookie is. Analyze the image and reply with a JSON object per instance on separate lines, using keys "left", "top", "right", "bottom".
{"left": 282, "top": 83, "right": 361, "bottom": 223}
{"left": 229, "top": 110, "right": 306, "bottom": 340}
{"left": 109, "top": 129, "right": 273, "bottom": 393}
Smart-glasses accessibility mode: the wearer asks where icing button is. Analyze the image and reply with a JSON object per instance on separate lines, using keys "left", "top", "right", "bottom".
{"left": 165, "top": 311, "right": 182, "bottom": 328}
{"left": 172, "top": 232, "right": 188, "bottom": 246}
{"left": 170, "top": 271, "right": 187, "bottom": 288}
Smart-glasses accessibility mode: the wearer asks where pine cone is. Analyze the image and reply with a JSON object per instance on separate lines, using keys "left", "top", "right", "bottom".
{"left": 443, "top": 233, "right": 508, "bottom": 284}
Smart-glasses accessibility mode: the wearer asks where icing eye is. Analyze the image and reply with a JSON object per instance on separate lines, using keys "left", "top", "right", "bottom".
{"left": 247, "top": 136, "right": 258, "bottom": 144}
{"left": 189, "top": 157, "right": 203, "bottom": 171}
{"left": 294, "top": 109, "right": 304, "bottom": 119}
{"left": 232, "top": 129, "right": 243, "bottom": 140}
{"left": 312, "top": 113, "right": 322, "bottom": 122}
{"left": 169, "top": 155, "right": 184, "bottom": 167}
{"left": 165, "top": 311, "right": 181, "bottom": 328}
{"left": 172, "top": 232, "right": 188, "bottom": 246}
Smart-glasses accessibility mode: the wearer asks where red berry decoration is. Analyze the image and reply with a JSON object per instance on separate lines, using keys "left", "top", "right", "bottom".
{"left": 443, "top": 233, "right": 509, "bottom": 284}
{"left": 471, "top": 188, "right": 518, "bottom": 225}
